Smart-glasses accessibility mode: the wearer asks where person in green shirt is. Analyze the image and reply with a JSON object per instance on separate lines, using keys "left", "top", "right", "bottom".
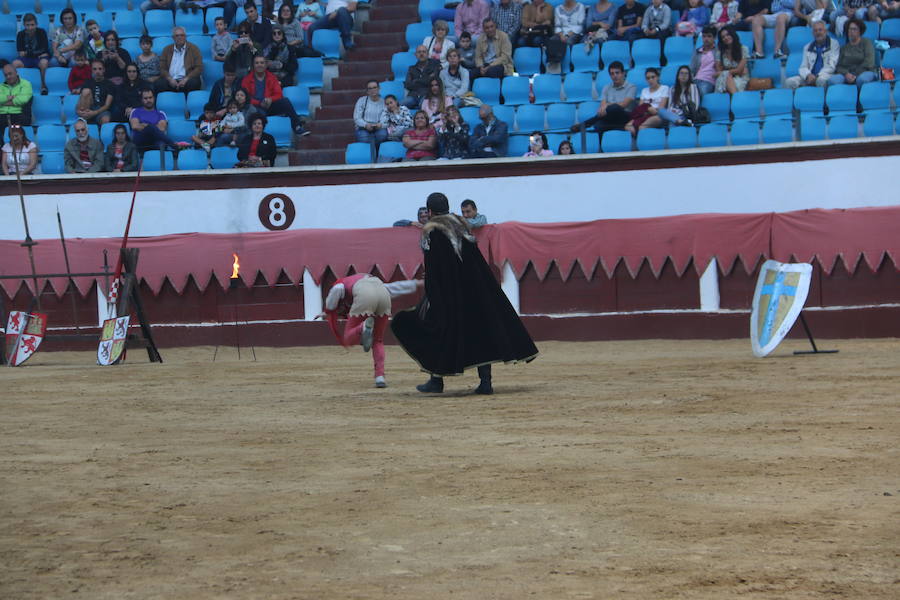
{"left": 0, "top": 64, "right": 33, "bottom": 144}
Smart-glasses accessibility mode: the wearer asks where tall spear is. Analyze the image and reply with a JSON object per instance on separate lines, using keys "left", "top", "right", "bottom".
{"left": 7, "top": 116, "right": 41, "bottom": 310}
{"left": 57, "top": 208, "right": 80, "bottom": 331}
{"left": 107, "top": 156, "right": 144, "bottom": 313}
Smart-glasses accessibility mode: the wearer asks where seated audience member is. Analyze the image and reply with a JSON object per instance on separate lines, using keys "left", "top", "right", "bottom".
{"left": 52, "top": 8, "right": 85, "bottom": 68}
{"left": 784, "top": 21, "right": 838, "bottom": 89}
{"left": 233, "top": 87, "right": 261, "bottom": 128}
{"left": 298, "top": 0, "right": 324, "bottom": 32}
{"left": 833, "top": 0, "right": 880, "bottom": 23}
{"left": 241, "top": 55, "right": 308, "bottom": 135}
{"left": 179, "top": 1, "right": 240, "bottom": 30}
{"left": 13, "top": 13, "right": 51, "bottom": 95}
{"left": 354, "top": 79, "right": 387, "bottom": 144}
{"left": 520, "top": 0, "right": 554, "bottom": 48}
{"left": 424, "top": 20, "right": 455, "bottom": 69}
{"left": 393, "top": 206, "right": 430, "bottom": 228}
{"left": 437, "top": 104, "right": 470, "bottom": 159}
{"left": 421, "top": 78, "right": 453, "bottom": 129}
{"left": 523, "top": 131, "right": 553, "bottom": 157}
{"left": 209, "top": 67, "right": 239, "bottom": 117}
{"left": 710, "top": 0, "right": 740, "bottom": 30}
{"left": 1, "top": 64, "right": 34, "bottom": 136}
{"left": 68, "top": 49, "right": 91, "bottom": 94}
{"left": 130, "top": 88, "right": 185, "bottom": 150}
{"left": 403, "top": 45, "right": 441, "bottom": 109}
{"left": 664, "top": 65, "right": 700, "bottom": 126}
{"left": 570, "top": 61, "right": 636, "bottom": 138}
{"left": 456, "top": 0, "right": 490, "bottom": 38}
{"left": 758, "top": 0, "right": 797, "bottom": 59}
{"left": 77, "top": 60, "right": 114, "bottom": 125}
{"left": 278, "top": 3, "right": 304, "bottom": 45}
{"left": 676, "top": 0, "right": 711, "bottom": 37}
{"left": 611, "top": 0, "right": 645, "bottom": 42}
{"left": 211, "top": 16, "right": 232, "bottom": 63}
{"left": 154, "top": 26, "right": 204, "bottom": 94}
{"left": 64, "top": 118, "right": 104, "bottom": 173}
{"left": 193, "top": 102, "right": 221, "bottom": 148}
{"left": 474, "top": 19, "right": 513, "bottom": 79}
{"left": 1, "top": 125, "right": 38, "bottom": 176}
{"left": 402, "top": 110, "right": 437, "bottom": 161}
{"left": 829, "top": 18, "right": 876, "bottom": 87}
{"left": 492, "top": 0, "right": 523, "bottom": 47}
{"left": 714, "top": 25, "right": 748, "bottom": 94}
{"left": 469, "top": 103, "right": 508, "bottom": 158}
{"left": 379, "top": 94, "right": 413, "bottom": 141}
{"left": 554, "top": 0, "right": 587, "bottom": 45}
{"left": 113, "top": 63, "right": 151, "bottom": 122}
{"left": 457, "top": 31, "right": 477, "bottom": 71}
{"left": 263, "top": 25, "right": 298, "bottom": 86}
{"left": 142, "top": 0, "right": 177, "bottom": 15}
{"left": 306, "top": 0, "right": 357, "bottom": 50}
{"left": 83, "top": 19, "right": 106, "bottom": 60}
{"left": 441, "top": 49, "right": 470, "bottom": 105}
{"left": 237, "top": 113, "right": 277, "bottom": 166}
{"left": 557, "top": 139, "right": 575, "bottom": 155}
{"left": 691, "top": 25, "right": 718, "bottom": 96}
{"left": 736, "top": 0, "right": 769, "bottom": 58}
{"left": 624, "top": 67, "right": 669, "bottom": 135}
{"left": 584, "top": 0, "right": 617, "bottom": 49}
{"left": 136, "top": 35, "right": 162, "bottom": 83}
{"left": 795, "top": 0, "right": 834, "bottom": 27}
{"left": 460, "top": 199, "right": 487, "bottom": 227}
{"left": 216, "top": 98, "right": 245, "bottom": 146}
{"left": 642, "top": 0, "right": 673, "bottom": 41}
{"left": 103, "top": 123, "right": 139, "bottom": 172}
{"left": 100, "top": 32, "right": 131, "bottom": 86}
{"left": 225, "top": 23, "right": 261, "bottom": 79}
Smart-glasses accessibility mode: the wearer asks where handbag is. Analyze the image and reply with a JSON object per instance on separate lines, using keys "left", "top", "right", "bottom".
{"left": 746, "top": 77, "right": 773, "bottom": 91}
{"left": 684, "top": 101, "right": 710, "bottom": 124}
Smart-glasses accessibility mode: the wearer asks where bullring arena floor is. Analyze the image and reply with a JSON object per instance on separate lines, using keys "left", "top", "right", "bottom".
{"left": 2, "top": 339, "right": 898, "bottom": 599}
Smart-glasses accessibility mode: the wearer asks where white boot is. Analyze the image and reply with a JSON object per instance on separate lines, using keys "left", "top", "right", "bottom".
{"left": 374, "top": 375, "right": 386, "bottom": 388}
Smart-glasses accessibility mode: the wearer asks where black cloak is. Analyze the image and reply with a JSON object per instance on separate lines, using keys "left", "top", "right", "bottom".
{"left": 391, "top": 214, "right": 538, "bottom": 376}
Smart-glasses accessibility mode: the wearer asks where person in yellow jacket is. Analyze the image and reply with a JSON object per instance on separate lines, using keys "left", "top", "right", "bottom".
{"left": 0, "top": 64, "right": 33, "bottom": 143}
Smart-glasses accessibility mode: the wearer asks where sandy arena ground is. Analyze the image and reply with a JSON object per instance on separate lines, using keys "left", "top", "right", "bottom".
{"left": 1, "top": 339, "right": 898, "bottom": 599}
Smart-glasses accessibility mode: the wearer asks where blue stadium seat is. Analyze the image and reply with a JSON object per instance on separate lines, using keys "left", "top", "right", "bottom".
{"left": 750, "top": 58, "right": 781, "bottom": 87}
{"left": 762, "top": 88, "right": 793, "bottom": 120}
{"left": 799, "top": 113, "right": 826, "bottom": 140}
{"left": 32, "top": 95, "right": 63, "bottom": 125}
{"left": 860, "top": 21, "right": 879, "bottom": 42}
{"left": 570, "top": 131, "right": 599, "bottom": 153}
{"left": 17, "top": 68, "right": 41, "bottom": 89}
{"left": 210, "top": 145, "right": 238, "bottom": 169}
{"left": 563, "top": 72, "right": 593, "bottom": 103}
{"left": 204, "top": 7, "right": 225, "bottom": 31}
{"left": 730, "top": 91, "right": 762, "bottom": 122}
{"left": 570, "top": 43, "right": 600, "bottom": 73}
{"left": 390, "top": 52, "right": 416, "bottom": 81}
{"left": 145, "top": 11, "right": 176, "bottom": 38}
{"left": 35, "top": 125, "right": 69, "bottom": 152}
{"left": 515, "top": 104, "right": 545, "bottom": 131}
{"left": 98, "top": 123, "right": 117, "bottom": 147}
{"left": 176, "top": 11, "right": 205, "bottom": 35}
{"left": 185, "top": 90, "right": 208, "bottom": 120}
{"left": 667, "top": 126, "right": 697, "bottom": 149}
{"left": 576, "top": 101, "right": 600, "bottom": 122}
{"left": 532, "top": 74, "right": 561, "bottom": 104}
{"left": 631, "top": 39, "right": 661, "bottom": 68}
{"left": 166, "top": 119, "right": 196, "bottom": 144}
{"left": 601, "top": 130, "right": 632, "bottom": 152}
{"left": 501, "top": 76, "right": 531, "bottom": 106}
{"left": 312, "top": 29, "right": 342, "bottom": 60}
{"left": 513, "top": 47, "right": 542, "bottom": 76}
{"left": 404, "top": 22, "right": 432, "bottom": 51}
{"left": 785, "top": 27, "right": 812, "bottom": 54}
{"left": 701, "top": 92, "right": 731, "bottom": 123}
{"left": 636, "top": 128, "right": 665, "bottom": 150}
{"left": 698, "top": 123, "right": 728, "bottom": 147}
{"left": 546, "top": 103, "right": 576, "bottom": 130}
{"left": 0, "top": 41, "right": 16, "bottom": 59}
{"left": 43, "top": 67, "right": 70, "bottom": 97}
{"left": 660, "top": 64, "right": 679, "bottom": 86}
{"left": 600, "top": 40, "right": 630, "bottom": 69}
{"left": 157, "top": 92, "right": 187, "bottom": 120}
{"left": 507, "top": 134, "right": 530, "bottom": 157}
{"left": 858, "top": 82, "right": 891, "bottom": 114}
{"left": 730, "top": 120, "right": 760, "bottom": 145}
{"left": 626, "top": 67, "right": 654, "bottom": 95}
{"left": 143, "top": 150, "right": 174, "bottom": 171}
{"left": 62, "top": 94, "right": 80, "bottom": 123}
{"left": 762, "top": 118, "right": 793, "bottom": 143}
{"left": 297, "top": 57, "right": 324, "bottom": 89}
{"left": 472, "top": 78, "right": 501, "bottom": 105}
{"left": 176, "top": 148, "right": 209, "bottom": 170}
{"left": 265, "top": 116, "right": 293, "bottom": 146}
{"left": 595, "top": 70, "right": 612, "bottom": 92}
{"left": 784, "top": 53, "right": 802, "bottom": 79}
{"left": 881, "top": 17, "right": 900, "bottom": 40}
{"left": 825, "top": 84, "right": 858, "bottom": 115}
{"left": 862, "top": 111, "right": 895, "bottom": 137}
{"left": 493, "top": 104, "right": 515, "bottom": 128}
{"left": 38, "top": 0, "right": 67, "bottom": 14}
{"left": 418, "top": 0, "right": 444, "bottom": 21}
{"left": 114, "top": 11, "right": 145, "bottom": 39}
{"left": 187, "top": 35, "right": 210, "bottom": 53}
{"left": 5, "top": 1, "right": 35, "bottom": 17}
{"left": 283, "top": 85, "right": 311, "bottom": 117}
{"left": 828, "top": 115, "right": 859, "bottom": 139}
{"left": 793, "top": 86, "right": 825, "bottom": 112}
{"left": 121, "top": 37, "right": 142, "bottom": 59}
{"left": 345, "top": 142, "right": 372, "bottom": 164}
{"left": 545, "top": 133, "right": 566, "bottom": 152}
{"left": 0, "top": 20, "right": 17, "bottom": 42}
{"left": 40, "top": 151, "right": 66, "bottom": 174}
{"left": 736, "top": 30, "right": 754, "bottom": 53}
{"left": 203, "top": 60, "right": 223, "bottom": 88}
{"left": 459, "top": 106, "right": 480, "bottom": 125}
{"left": 663, "top": 36, "right": 693, "bottom": 67}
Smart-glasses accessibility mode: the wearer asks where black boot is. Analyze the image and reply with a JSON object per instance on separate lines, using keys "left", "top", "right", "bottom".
{"left": 416, "top": 376, "right": 443, "bottom": 393}
{"left": 474, "top": 365, "right": 493, "bottom": 395}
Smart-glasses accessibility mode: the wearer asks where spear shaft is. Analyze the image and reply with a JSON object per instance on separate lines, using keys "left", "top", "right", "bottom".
{"left": 56, "top": 208, "right": 80, "bottom": 331}
{"left": 7, "top": 115, "right": 40, "bottom": 309}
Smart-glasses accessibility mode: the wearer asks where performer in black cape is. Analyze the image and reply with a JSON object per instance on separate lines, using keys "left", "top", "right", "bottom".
{"left": 391, "top": 192, "right": 538, "bottom": 394}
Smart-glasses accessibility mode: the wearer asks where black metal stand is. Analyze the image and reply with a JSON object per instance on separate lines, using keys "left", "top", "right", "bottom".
{"left": 793, "top": 313, "right": 839, "bottom": 355}
{"left": 117, "top": 248, "right": 163, "bottom": 363}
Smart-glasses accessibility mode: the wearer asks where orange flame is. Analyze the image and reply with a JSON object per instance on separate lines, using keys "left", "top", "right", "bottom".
{"left": 231, "top": 253, "right": 240, "bottom": 279}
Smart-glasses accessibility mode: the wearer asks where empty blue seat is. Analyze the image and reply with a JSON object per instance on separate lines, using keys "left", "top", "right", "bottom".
{"left": 545, "top": 133, "right": 566, "bottom": 151}
{"left": 667, "top": 126, "right": 697, "bottom": 149}
{"left": 0, "top": 41, "right": 16, "bottom": 59}
{"left": 825, "top": 84, "right": 858, "bottom": 115}
{"left": 862, "top": 111, "right": 895, "bottom": 137}
{"left": 730, "top": 90, "right": 762, "bottom": 122}
{"left": 501, "top": 76, "right": 531, "bottom": 105}
{"left": 404, "top": 22, "right": 432, "bottom": 51}
{"left": 799, "top": 113, "right": 826, "bottom": 140}
{"left": 176, "top": 148, "right": 209, "bottom": 170}
{"left": 418, "top": 0, "right": 444, "bottom": 21}
{"left": 204, "top": 7, "right": 225, "bottom": 31}
{"left": 296, "top": 57, "right": 323, "bottom": 89}
{"left": 6, "top": 1, "right": 36, "bottom": 17}
{"left": 62, "top": 94, "right": 80, "bottom": 123}
{"left": 762, "top": 118, "right": 793, "bottom": 143}
{"left": 858, "top": 81, "right": 891, "bottom": 114}
{"left": 187, "top": 35, "right": 210, "bottom": 53}
{"left": 513, "top": 47, "right": 542, "bottom": 76}
{"left": 601, "top": 130, "right": 632, "bottom": 152}
{"left": 390, "top": 52, "right": 416, "bottom": 81}
{"left": 90, "top": 12, "right": 114, "bottom": 34}
{"left": 663, "top": 36, "right": 693, "bottom": 67}
{"left": 507, "top": 134, "right": 530, "bottom": 157}
{"left": 121, "top": 37, "right": 143, "bottom": 60}
{"left": 210, "top": 145, "right": 238, "bottom": 169}
{"left": 570, "top": 132, "right": 599, "bottom": 153}
{"left": 563, "top": 72, "right": 593, "bottom": 103}
{"left": 785, "top": 27, "right": 812, "bottom": 54}
{"left": 38, "top": 0, "right": 67, "bottom": 13}
{"left": 17, "top": 68, "right": 41, "bottom": 89}
{"left": 345, "top": 142, "right": 373, "bottom": 164}
{"left": 145, "top": 10, "right": 176, "bottom": 38}
{"left": 570, "top": 43, "right": 600, "bottom": 73}
{"left": 142, "top": 150, "right": 174, "bottom": 171}
{"left": 730, "top": 120, "right": 760, "bottom": 145}
{"left": 736, "top": 30, "right": 754, "bottom": 53}
{"left": 283, "top": 85, "right": 311, "bottom": 117}
{"left": 459, "top": 106, "right": 480, "bottom": 125}
{"left": 626, "top": 67, "right": 654, "bottom": 95}
{"left": 515, "top": 104, "right": 545, "bottom": 131}
{"left": 784, "top": 53, "right": 802, "bottom": 79}
{"left": 881, "top": 17, "right": 900, "bottom": 40}
{"left": 167, "top": 119, "right": 196, "bottom": 144}
{"left": 576, "top": 100, "right": 600, "bottom": 122}
{"left": 43, "top": 67, "right": 70, "bottom": 96}
{"left": 636, "top": 128, "right": 665, "bottom": 150}
{"left": 660, "top": 64, "right": 679, "bottom": 86}
{"left": 492, "top": 104, "right": 515, "bottom": 127}
{"left": 750, "top": 58, "right": 781, "bottom": 87}
{"left": 472, "top": 78, "right": 501, "bottom": 105}
{"left": 114, "top": 11, "right": 145, "bottom": 39}
{"left": 546, "top": 103, "right": 576, "bottom": 130}
{"left": 40, "top": 151, "right": 66, "bottom": 174}
{"left": 32, "top": 95, "right": 63, "bottom": 125}
{"left": 176, "top": 11, "right": 205, "bottom": 35}
{"left": 202, "top": 60, "right": 222, "bottom": 89}
{"left": 762, "top": 88, "right": 793, "bottom": 120}
{"left": 35, "top": 125, "right": 69, "bottom": 152}
{"left": 828, "top": 115, "right": 859, "bottom": 139}
{"left": 157, "top": 92, "right": 187, "bottom": 120}
{"left": 379, "top": 80, "right": 404, "bottom": 100}
{"left": 0, "top": 19, "right": 17, "bottom": 42}
{"left": 701, "top": 92, "right": 731, "bottom": 122}
{"left": 532, "top": 74, "right": 561, "bottom": 104}
{"left": 698, "top": 123, "right": 728, "bottom": 147}
{"left": 794, "top": 86, "right": 825, "bottom": 112}
{"left": 312, "top": 29, "right": 342, "bottom": 60}
{"left": 631, "top": 39, "right": 661, "bottom": 68}
{"left": 98, "top": 123, "right": 118, "bottom": 147}
{"left": 185, "top": 90, "right": 207, "bottom": 120}
{"left": 600, "top": 40, "right": 630, "bottom": 69}
{"left": 266, "top": 116, "right": 293, "bottom": 146}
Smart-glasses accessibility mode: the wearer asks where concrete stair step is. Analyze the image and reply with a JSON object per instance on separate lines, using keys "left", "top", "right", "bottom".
{"left": 362, "top": 19, "right": 416, "bottom": 34}
{"left": 308, "top": 119, "right": 354, "bottom": 135}
{"left": 289, "top": 149, "right": 347, "bottom": 165}
{"left": 367, "top": 5, "right": 419, "bottom": 21}
{"left": 297, "top": 134, "right": 356, "bottom": 149}
{"left": 339, "top": 61, "right": 392, "bottom": 76}
{"left": 354, "top": 32, "right": 406, "bottom": 46}
{"left": 316, "top": 105, "right": 358, "bottom": 120}
{"left": 345, "top": 46, "right": 398, "bottom": 61}
{"left": 332, "top": 75, "right": 391, "bottom": 90}
{"left": 322, "top": 89, "right": 366, "bottom": 104}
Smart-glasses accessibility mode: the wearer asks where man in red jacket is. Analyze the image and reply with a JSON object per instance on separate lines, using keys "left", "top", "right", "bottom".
{"left": 241, "top": 55, "right": 308, "bottom": 136}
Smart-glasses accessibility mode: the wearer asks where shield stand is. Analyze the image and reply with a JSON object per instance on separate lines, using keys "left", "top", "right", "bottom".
{"left": 116, "top": 248, "right": 163, "bottom": 363}
{"left": 793, "top": 313, "right": 839, "bottom": 355}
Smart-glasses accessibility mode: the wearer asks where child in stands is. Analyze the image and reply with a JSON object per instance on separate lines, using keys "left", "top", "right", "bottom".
{"left": 216, "top": 98, "right": 246, "bottom": 147}
{"left": 193, "top": 103, "right": 221, "bottom": 150}
{"left": 457, "top": 31, "right": 476, "bottom": 71}
{"left": 299, "top": 0, "right": 323, "bottom": 32}
{"left": 67, "top": 49, "right": 91, "bottom": 94}
{"left": 211, "top": 16, "right": 231, "bottom": 63}
{"left": 84, "top": 19, "right": 105, "bottom": 60}
{"left": 136, "top": 35, "right": 161, "bottom": 83}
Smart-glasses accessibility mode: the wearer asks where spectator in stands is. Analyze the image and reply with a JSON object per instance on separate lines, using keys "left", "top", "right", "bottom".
{"left": 643, "top": 0, "right": 673, "bottom": 41}
{"left": 278, "top": 3, "right": 305, "bottom": 46}
{"left": 298, "top": 0, "right": 324, "bottom": 34}
{"left": 241, "top": 1, "right": 274, "bottom": 47}
{"left": 233, "top": 86, "right": 261, "bottom": 127}
{"left": 263, "top": 25, "right": 297, "bottom": 86}
{"left": 393, "top": 206, "right": 429, "bottom": 227}
{"left": 354, "top": 79, "right": 387, "bottom": 144}
{"left": 554, "top": 0, "right": 588, "bottom": 47}
{"left": 424, "top": 20, "right": 455, "bottom": 69}
{"left": 100, "top": 32, "right": 131, "bottom": 86}
{"left": 184, "top": 1, "right": 241, "bottom": 29}
{"left": 784, "top": 20, "right": 838, "bottom": 89}
{"left": 130, "top": 88, "right": 184, "bottom": 150}
{"left": 437, "top": 104, "right": 470, "bottom": 159}
{"left": 795, "top": 0, "right": 833, "bottom": 27}
{"left": 211, "top": 16, "right": 232, "bottom": 63}
{"left": 624, "top": 67, "right": 669, "bottom": 135}
{"left": 456, "top": 0, "right": 491, "bottom": 38}
{"left": 155, "top": 26, "right": 204, "bottom": 94}
{"left": 103, "top": 123, "right": 139, "bottom": 172}
{"left": 76, "top": 60, "right": 114, "bottom": 125}
{"left": 570, "top": 61, "right": 635, "bottom": 138}
{"left": 734, "top": 0, "right": 770, "bottom": 59}
{"left": 583, "top": 0, "right": 617, "bottom": 49}
{"left": 557, "top": 139, "right": 574, "bottom": 154}
{"left": 421, "top": 78, "right": 453, "bottom": 128}
{"left": 113, "top": 63, "right": 151, "bottom": 122}
{"left": 492, "top": 0, "right": 523, "bottom": 48}
{"left": 83, "top": 20, "right": 106, "bottom": 61}
{"left": 64, "top": 118, "right": 104, "bottom": 173}
{"left": 1, "top": 125, "right": 38, "bottom": 176}
{"left": 829, "top": 18, "right": 876, "bottom": 87}
{"left": 241, "top": 55, "right": 308, "bottom": 135}
{"left": 403, "top": 45, "right": 441, "bottom": 108}
{"left": 714, "top": 25, "right": 748, "bottom": 94}
{"left": 758, "top": 0, "right": 796, "bottom": 59}
{"left": 237, "top": 113, "right": 277, "bottom": 166}
{"left": 469, "top": 103, "right": 508, "bottom": 158}
{"left": 710, "top": 0, "right": 740, "bottom": 30}
{"left": 691, "top": 25, "right": 718, "bottom": 96}
{"left": 225, "top": 23, "right": 261, "bottom": 79}
{"left": 523, "top": 131, "right": 553, "bottom": 157}
{"left": 402, "top": 110, "right": 437, "bottom": 161}
{"left": 519, "top": 0, "right": 554, "bottom": 48}
{"left": 136, "top": 35, "right": 162, "bottom": 83}
{"left": 474, "top": 19, "right": 513, "bottom": 80}
{"left": 307, "top": 0, "right": 357, "bottom": 51}
{"left": 664, "top": 65, "right": 700, "bottom": 125}
{"left": 52, "top": 8, "right": 84, "bottom": 68}
{"left": 440, "top": 49, "right": 470, "bottom": 105}
{"left": 379, "top": 94, "right": 413, "bottom": 141}
{"left": 67, "top": 50, "right": 91, "bottom": 94}
{"left": 611, "top": 0, "right": 645, "bottom": 42}
{"left": 192, "top": 103, "right": 221, "bottom": 148}
{"left": 456, "top": 32, "right": 477, "bottom": 70}
{"left": 142, "top": 0, "right": 178, "bottom": 15}
{"left": 461, "top": 199, "right": 487, "bottom": 227}
{"left": 216, "top": 97, "right": 245, "bottom": 145}
{"left": 209, "top": 67, "right": 239, "bottom": 116}
{"left": 13, "top": 14, "right": 51, "bottom": 96}
{"left": 833, "top": 0, "right": 880, "bottom": 26}
{"left": 676, "top": 0, "right": 711, "bottom": 36}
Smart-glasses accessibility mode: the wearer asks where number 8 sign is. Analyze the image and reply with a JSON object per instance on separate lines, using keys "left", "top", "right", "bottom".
{"left": 258, "top": 193, "right": 296, "bottom": 230}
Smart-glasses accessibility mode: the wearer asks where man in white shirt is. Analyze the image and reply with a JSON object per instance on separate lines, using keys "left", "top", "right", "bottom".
{"left": 154, "top": 26, "right": 204, "bottom": 94}
{"left": 306, "top": 0, "right": 357, "bottom": 50}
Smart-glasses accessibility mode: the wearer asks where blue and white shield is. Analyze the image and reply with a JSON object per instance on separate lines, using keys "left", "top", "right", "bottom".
{"left": 751, "top": 260, "right": 813, "bottom": 357}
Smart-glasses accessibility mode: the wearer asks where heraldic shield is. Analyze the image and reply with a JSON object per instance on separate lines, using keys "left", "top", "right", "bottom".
{"left": 5, "top": 311, "right": 48, "bottom": 367}
{"left": 751, "top": 260, "right": 813, "bottom": 357}
{"left": 97, "top": 316, "right": 130, "bottom": 366}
